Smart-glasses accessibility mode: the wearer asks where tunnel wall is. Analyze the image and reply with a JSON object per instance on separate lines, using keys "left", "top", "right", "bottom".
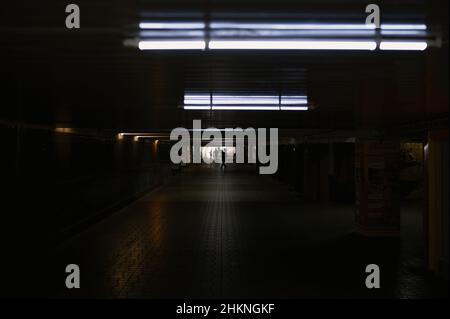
{"left": 425, "top": 129, "right": 449, "bottom": 278}
{"left": 275, "top": 143, "right": 354, "bottom": 202}
{"left": 0, "top": 124, "right": 173, "bottom": 244}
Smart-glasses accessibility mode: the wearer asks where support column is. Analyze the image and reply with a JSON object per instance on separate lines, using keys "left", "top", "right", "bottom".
{"left": 355, "top": 140, "right": 401, "bottom": 236}
{"left": 425, "top": 130, "right": 449, "bottom": 278}
{"left": 303, "top": 144, "right": 318, "bottom": 201}
{"left": 303, "top": 144, "right": 329, "bottom": 201}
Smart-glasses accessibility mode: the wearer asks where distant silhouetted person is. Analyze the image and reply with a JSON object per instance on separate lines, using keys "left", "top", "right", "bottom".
{"left": 221, "top": 149, "right": 226, "bottom": 169}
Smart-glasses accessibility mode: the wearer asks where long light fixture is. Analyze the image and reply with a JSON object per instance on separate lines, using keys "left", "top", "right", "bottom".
{"left": 213, "top": 95, "right": 280, "bottom": 104}
{"left": 184, "top": 94, "right": 306, "bottom": 105}
{"left": 211, "top": 106, "right": 281, "bottom": 111}
{"left": 214, "top": 95, "right": 307, "bottom": 105}
{"left": 379, "top": 41, "right": 427, "bottom": 51}
{"left": 380, "top": 24, "right": 427, "bottom": 30}
{"left": 118, "top": 133, "right": 167, "bottom": 139}
{"left": 381, "top": 30, "right": 427, "bottom": 36}
{"left": 209, "top": 23, "right": 427, "bottom": 30}
{"left": 211, "top": 22, "right": 373, "bottom": 30}
{"left": 183, "top": 93, "right": 309, "bottom": 111}
{"left": 184, "top": 94, "right": 210, "bottom": 105}
{"left": 134, "top": 21, "right": 430, "bottom": 51}
{"left": 183, "top": 105, "right": 212, "bottom": 110}
{"left": 209, "top": 40, "right": 377, "bottom": 50}
{"left": 140, "top": 30, "right": 205, "bottom": 37}
{"left": 139, "top": 22, "right": 206, "bottom": 29}
{"left": 134, "top": 135, "right": 165, "bottom": 141}
{"left": 139, "top": 22, "right": 427, "bottom": 31}
{"left": 282, "top": 96, "right": 309, "bottom": 105}
{"left": 280, "top": 106, "right": 309, "bottom": 111}
{"left": 138, "top": 40, "right": 206, "bottom": 50}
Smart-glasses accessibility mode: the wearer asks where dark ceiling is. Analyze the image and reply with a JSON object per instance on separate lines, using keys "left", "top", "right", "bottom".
{"left": 0, "top": 0, "right": 448, "bottom": 136}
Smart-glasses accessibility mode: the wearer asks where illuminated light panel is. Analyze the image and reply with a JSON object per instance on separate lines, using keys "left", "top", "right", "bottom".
{"left": 214, "top": 96, "right": 279, "bottom": 105}
{"left": 134, "top": 135, "right": 168, "bottom": 141}
{"left": 379, "top": 41, "right": 427, "bottom": 51}
{"left": 210, "top": 23, "right": 427, "bottom": 31}
{"left": 212, "top": 30, "right": 377, "bottom": 37}
{"left": 118, "top": 133, "right": 160, "bottom": 136}
{"left": 211, "top": 106, "right": 281, "bottom": 111}
{"left": 184, "top": 105, "right": 211, "bottom": 110}
{"left": 135, "top": 21, "right": 429, "bottom": 51}
{"left": 210, "top": 23, "right": 375, "bottom": 30}
{"left": 208, "top": 40, "right": 377, "bottom": 50}
{"left": 183, "top": 94, "right": 309, "bottom": 111}
{"left": 380, "top": 24, "right": 427, "bottom": 30}
{"left": 118, "top": 133, "right": 167, "bottom": 140}
{"left": 281, "top": 96, "right": 308, "bottom": 105}
{"left": 381, "top": 30, "right": 427, "bottom": 36}
{"left": 184, "top": 95, "right": 211, "bottom": 105}
{"left": 280, "top": 106, "right": 309, "bottom": 111}
{"left": 139, "top": 30, "right": 205, "bottom": 37}
{"left": 138, "top": 40, "right": 206, "bottom": 50}
{"left": 139, "top": 22, "right": 205, "bottom": 29}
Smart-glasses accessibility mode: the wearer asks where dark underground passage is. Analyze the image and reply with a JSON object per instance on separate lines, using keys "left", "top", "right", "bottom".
{"left": 0, "top": 0, "right": 448, "bottom": 300}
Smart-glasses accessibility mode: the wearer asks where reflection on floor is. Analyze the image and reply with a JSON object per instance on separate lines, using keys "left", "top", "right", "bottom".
{"left": 52, "top": 165, "right": 448, "bottom": 298}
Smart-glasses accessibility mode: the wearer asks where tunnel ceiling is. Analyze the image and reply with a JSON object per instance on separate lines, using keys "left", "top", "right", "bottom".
{"left": 1, "top": 0, "right": 447, "bottom": 133}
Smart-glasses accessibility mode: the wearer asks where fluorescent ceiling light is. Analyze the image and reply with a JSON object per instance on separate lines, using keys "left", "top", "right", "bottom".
{"left": 139, "top": 30, "right": 205, "bottom": 37}
{"left": 209, "top": 40, "right": 376, "bottom": 50}
{"left": 119, "top": 133, "right": 158, "bottom": 136}
{"left": 139, "top": 22, "right": 205, "bottom": 29}
{"left": 184, "top": 95, "right": 211, "bottom": 104}
{"left": 210, "top": 23, "right": 427, "bottom": 30}
{"left": 212, "top": 30, "right": 376, "bottom": 37}
{"left": 211, "top": 106, "right": 280, "bottom": 111}
{"left": 135, "top": 21, "right": 429, "bottom": 51}
{"left": 138, "top": 40, "right": 206, "bottom": 50}
{"left": 139, "top": 22, "right": 427, "bottom": 31}
{"left": 280, "top": 106, "right": 308, "bottom": 111}
{"left": 210, "top": 23, "right": 375, "bottom": 30}
{"left": 380, "top": 24, "right": 427, "bottom": 30}
{"left": 379, "top": 41, "right": 427, "bottom": 51}
{"left": 184, "top": 94, "right": 309, "bottom": 110}
{"left": 281, "top": 96, "right": 308, "bottom": 104}
{"left": 381, "top": 30, "right": 426, "bottom": 36}
{"left": 184, "top": 105, "right": 211, "bottom": 110}
{"left": 213, "top": 96, "right": 279, "bottom": 105}
{"left": 184, "top": 94, "right": 308, "bottom": 106}
{"left": 134, "top": 135, "right": 165, "bottom": 139}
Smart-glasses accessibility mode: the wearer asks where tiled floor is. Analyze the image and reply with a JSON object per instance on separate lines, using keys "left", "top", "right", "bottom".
{"left": 52, "top": 165, "right": 448, "bottom": 298}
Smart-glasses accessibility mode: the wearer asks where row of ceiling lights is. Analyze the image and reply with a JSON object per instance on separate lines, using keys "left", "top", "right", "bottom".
{"left": 130, "top": 22, "right": 430, "bottom": 51}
